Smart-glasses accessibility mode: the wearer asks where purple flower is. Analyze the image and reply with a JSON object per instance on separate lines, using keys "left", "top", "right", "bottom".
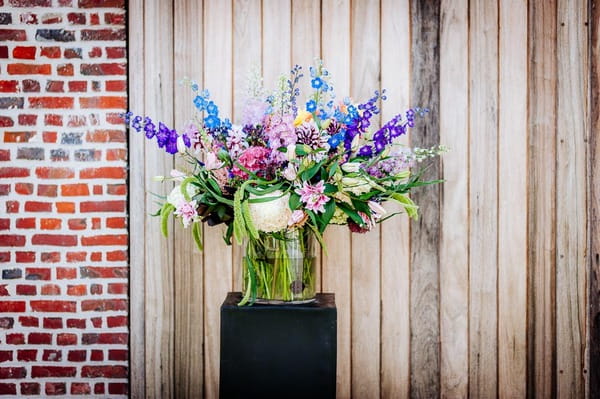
{"left": 358, "top": 145, "right": 373, "bottom": 157}
{"left": 144, "top": 117, "right": 156, "bottom": 139}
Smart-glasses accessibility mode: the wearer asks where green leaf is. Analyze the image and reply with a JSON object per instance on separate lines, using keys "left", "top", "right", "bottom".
{"left": 337, "top": 202, "right": 363, "bottom": 225}
{"left": 391, "top": 193, "right": 419, "bottom": 220}
{"left": 192, "top": 221, "right": 203, "bottom": 251}
{"left": 328, "top": 161, "right": 339, "bottom": 178}
{"left": 160, "top": 203, "right": 175, "bottom": 237}
{"left": 289, "top": 193, "right": 301, "bottom": 210}
{"left": 306, "top": 223, "right": 328, "bottom": 256}
{"left": 319, "top": 200, "right": 336, "bottom": 232}
{"left": 324, "top": 183, "right": 337, "bottom": 194}
{"left": 241, "top": 200, "right": 259, "bottom": 240}
{"left": 301, "top": 159, "right": 326, "bottom": 181}
{"left": 351, "top": 199, "right": 370, "bottom": 214}
{"left": 295, "top": 144, "right": 310, "bottom": 156}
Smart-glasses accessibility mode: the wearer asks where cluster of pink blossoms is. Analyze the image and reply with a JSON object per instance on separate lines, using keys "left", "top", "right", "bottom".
{"left": 295, "top": 180, "right": 330, "bottom": 213}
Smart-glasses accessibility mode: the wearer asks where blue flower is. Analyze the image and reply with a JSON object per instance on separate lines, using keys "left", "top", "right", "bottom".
{"left": 194, "top": 95, "right": 207, "bottom": 111}
{"left": 311, "top": 77, "right": 323, "bottom": 89}
{"left": 222, "top": 118, "right": 232, "bottom": 129}
{"left": 328, "top": 133, "right": 344, "bottom": 149}
{"left": 306, "top": 100, "right": 317, "bottom": 112}
{"left": 206, "top": 101, "right": 219, "bottom": 116}
{"left": 132, "top": 116, "right": 143, "bottom": 132}
{"left": 144, "top": 117, "right": 156, "bottom": 139}
{"left": 204, "top": 115, "right": 220, "bottom": 129}
{"left": 358, "top": 145, "right": 373, "bottom": 157}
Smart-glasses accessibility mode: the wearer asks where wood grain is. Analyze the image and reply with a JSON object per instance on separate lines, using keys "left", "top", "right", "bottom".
{"left": 380, "top": 0, "right": 411, "bottom": 398}
{"left": 409, "top": 1, "right": 441, "bottom": 397}
{"left": 439, "top": 0, "right": 469, "bottom": 397}
{"left": 468, "top": 1, "right": 499, "bottom": 397}
{"left": 173, "top": 0, "right": 205, "bottom": 397}
{"left": 527, "top": 1, "right": 557, "bottom": 397}
{"left": 556, "top": 1, "right": 589, "bottom": 397}
{"left": 262, "top": 0, "right": 291, "bottom": 85}
{"left": 320, "top": 1, "right": 352, "bottom": 397}
{"left": 128, "top": 0, "right": 146, "bottom": 397}
{"left": 202, "top": 1, "right": 233, "bottom": 397}
{"left": 590, "top": 0, "right": 600, "bottom": 394}
{"left": 143, "top": 0, "right": 175, "bottom": 397}
{"left": 497, "top": 1, "right": 528, "bottom": 397}
{"left": 350, "top": 1, "right": 381, "bottom": 398}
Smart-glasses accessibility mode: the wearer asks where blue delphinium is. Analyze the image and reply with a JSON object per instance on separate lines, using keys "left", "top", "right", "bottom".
{"left": 306, "top": 99, "right": 317, "bottom": 112}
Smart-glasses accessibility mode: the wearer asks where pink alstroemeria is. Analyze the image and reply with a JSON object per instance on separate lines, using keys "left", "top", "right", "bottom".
{"left": 174, "top": 199, "right": 198, "bottom": 228}
{"left": 295, "top": 180, "right": 330, "bottom": 213}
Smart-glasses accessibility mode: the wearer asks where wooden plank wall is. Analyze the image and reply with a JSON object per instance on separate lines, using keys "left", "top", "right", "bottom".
{"left": 128, "top": 0, "right": 596, "bottom": 397}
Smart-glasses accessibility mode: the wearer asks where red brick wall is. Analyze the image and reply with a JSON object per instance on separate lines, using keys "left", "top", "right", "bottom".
{"left": 0, "top": 0, "right": 128, "bottom": 396}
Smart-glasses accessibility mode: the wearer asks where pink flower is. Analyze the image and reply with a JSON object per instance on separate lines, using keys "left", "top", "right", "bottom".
{"left": 241, "top": 98, "right": 269, "bottom": 126}
{"left": 232, "top": 146, "right": 271, "bottom": 179}
{"left": 295, "top": 180, "right": 330, "bottom": 213}
{"left": 174, "top": 199, "right": 198, "bottom": 228}
{"left": 288, "top": 210, "right": 308, "bottom": 227}
{"left": 263, "top": 114, "right": 296, "bottom": 148}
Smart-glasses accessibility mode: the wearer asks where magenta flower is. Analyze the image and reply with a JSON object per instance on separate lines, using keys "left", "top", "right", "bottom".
{"left": 174, "top": 199, "right": 198, "bottom": 228}
{"left": 232, "top": 146, "right": 271, "bottom": 179}
{"left": 295, "top": 180, "right": 330, "bottom": 213}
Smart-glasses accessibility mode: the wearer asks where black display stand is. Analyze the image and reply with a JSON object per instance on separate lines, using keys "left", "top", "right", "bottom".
{"left": 219, "top": 292, "right": 337, "bottom": 399}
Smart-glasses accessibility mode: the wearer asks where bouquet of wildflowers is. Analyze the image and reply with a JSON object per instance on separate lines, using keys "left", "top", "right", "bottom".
{"left": 125, "top": 61, "right": 445, "bottom": 305}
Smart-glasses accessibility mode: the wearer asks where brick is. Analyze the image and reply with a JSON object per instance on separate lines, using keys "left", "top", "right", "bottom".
{"left": 45, "top": 80, "right": 64, "bottom": 92}
{"left": 17, "top": 147, "right": 44, "bottom": 160}
{"left": 108, "top": 350, "right": 127, "bottom": 361}
{"left": 32, "top": 234, "right": 76, "bottom": 246}
{"left": 40, "top": 218, "right": 61, "bottom": 230}
{"left": 81, "top": 62, "right": 126, "bottom": 75}
{"left": 25, "top": 201, "right": 52, "bottom": 212}
{"left": 94, "top": 383, "right": 104, "bottom": 394}
{"left": 107, "top": 184, "right": 127, "bottom": 195}
{"left": 0, "top": 186, "right": 9, "bottom": 196}
{"left": 41, "top": 13, "right": 62, "bottom": 24}
{"left": 30, "top": 300, "right": 75, "bottom": 312}
{"left": 81, "top": 299, "right": 126, "bottom": 312}
{"left": 67, "top": 12, "right": 85, "bottom": 24}
{"left": 22, "top": 79, "right": 40, "bottom": 92}
{"left": 35, "top": 29, "right": 75, "bottom": 42}
{"left": 79, "top": 96, "right": 126, "bottom": 109}
{"left": 82, "top": 332, "right": 127, "bottom": 345}
{"left": 0, "top": 117, "right": 13, "bottom": 127}
{"left": 0, "top": 367, "right": 26, "bottom": 379}
{"left": 81, "top": 28, "right": 126, "bottom": 41}
{"left": 63, "top": 47, "right": 81, "bottom": 58}
{"left": 42, "top": 349, "right": 61, "bottom": 361}
{"left": 50, "top": 149, "right": 68, "bottom": 162}
{"left": 40, "top": 46, "right": 60, "bottom": 58}
{"left": 9, "top": 0, "right": 51, "bottom": 5}
{"left": 106, "top": 79, "right": 126, "bottom": 91}
{"left": 71, "top": 383, "right": 91, "bottom": 395}
{"left": 25, "top": 267, "right": 50, "bottom": 280}
{"left": 40, "top": 251, "right": 60, "bottom": 262}
{"left": 18, "top": 114, "right": 36, "bottom": 125}
{"left": 0, "top": 301, "right": 25, "bottom": 312}
{"left": 41, "top": 284, "right": 60, "bottom": 295}
{"left": 74, "top": 149, "right": 101, "bottom": 161}
{"left": 107, "top": 315, "right": 127, "bottom": 327}
{"left": 0, "top": 384, "right": 16, "bottom": 395}
{"left": 61, "top": 132, "right": 82, "bottom": 144}
{"left": 4, "top": 131, "right": 35, "bottom": 142}
{"left": 45, "top": 382, "right": 67, "bottom": 395}
{"left": 67, "top": 284, "right": 86, "bottom": 296}
{"left": 68, "top": 80, "right": 86, "bottom": 92}
{"left": 27, "top": 332, "right": 51, "bottom": 345}
{"left": 16, "top": 284, "right": 36, "bottom": 295}
{"left": 0, "top": 317, "right": 14, "bottom": 328}
{"left": 15, "top": 251, "right": 35, "bottom": 262}
{"left": 57, "top": 63, "right": 73, "bottom": 76}
{"left": 0, "top": 46, "right": 7, "bottom": 58}
{"left": 68, "top": 218, "right": 86, "bottom": 230}
{"left": 20, "top": 12, "right": 38, "bottom": 24}
{"left": 81, "top": 234, "right": 127, "bottom": 246}
{"left": 29, "top": 96, "right": 74, "bottom": 108}
{"left": 7, "top": 63, "right": 51, "bottom": 75}
{"left": 66, "top": 252, "right": 85, "bottom": 262}
{"left": 81, "top": 200, "right": 125, "bottom": 213}
{"left": 0, "top": 235, "right": 26, "bottom": 246}
{"left": 2, "top": 269, "right": 21, "bottom": 279}
{"left": 37, "top": 184, "right": 57, "bottom": 197}
{"left": 19, "top": 316, "right": 38, "bottom": 326}
{"left": 56, "top": 202, "right": 75, "bottom": 213}
{"left": 6, "top": 201, "right": 19, "bottom": 213}
{"left": 15, "top": 183, "right": 33, "bottom": 194}
{"left": 12, "top": 46, "right": 36, "bottom": 59}
{"left": 80, "top": 166, "right": 125, "bottom": 179}
{"left": 0, "top": 167, "right": 29, "bottom": 178}
{"left": 90, "top": 252, "right": 101, "bottom": 262}
{"left": 43, "top": 114, "right": 62, "bottom": 126}
{"left": 35, "top": 166, "right": 74, "bottom": 178}
{"left": 79, "top": 0, "right": 123, "bottom": 6}
{"left": 90, "top": 284, "right": 102, "bottom": 294}
{"left": 93, "top": 185, "right": 102, "bottom": 194}
{"left": 104, "top": 12, "right": 125, "bottom": 24}
{"left": 81, "top": 365, "right": 127, "bottom": 378}
{"left": 6, "top": 333, "right": 25, "bottom": 344}
{"left": 17, "top": 349, "right": 37, "bottom": 361}
{"left": 61, "top": 183, "right": 89, "bottom": 196}
{"left": 67, "top": 350, "right": 85, "bottom": 361}
{"left": 0, "top": 80, "right": 18, "bottom": 92}
{"left": 20, "top": 383, "right": 40, "bottom": 395}
{"left": 67, "top": 115, "right": 86, "bottom": 127}
{"left": 106, "top": 218, "right": 126, "bottom": 230}
{"left": 0, "top": 29, "right": 26, "bottom": 41}
{"left": 0, "top": 97, "right": 24, "bottom": 108}
{"left": 57, "top": 333, "right": 76, "bottom": 345}
{"left": 1, "top": 283, "right": 12, "bottom": 295}
{"left": 0, "top": 13, "right": 10, "bottom": 24}
{"left": 66, "top": 318, "right": 85, "bottom": 328}
{"left": 43, "top": 131, "right": 57, "bottom": 142}
{"left": 56, "top": 268, "right": 77, "bottom": 280}
{"left": 0, "top": 219, "right": 8, "bottom": 230}
{"left": 0, "top": 351, "right": 12, "bottom": 363}
{"left": 88, "top": 46, "right": 101, "bottom": 57}
{"left": 43, "top": 317, "right": 62, "bottom": 329}
{"left": 106, "top": 112, "right": 124, "bottom": 124}
{"left": 90, "top": 349, "right": 103, "bottom": 361}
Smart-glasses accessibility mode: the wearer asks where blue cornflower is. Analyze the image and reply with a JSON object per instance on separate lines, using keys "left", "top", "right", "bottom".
{"left": 306, "top": 100, "right": 317, "bottom": 112}
{"left": 206, "top": 101, "right": 219, "bottom": 116}
{"left": 311, "top": 77, "right": 323, "bottom": 89}
{"left": 204, "top": 115, "right": 220, "bottom": 129}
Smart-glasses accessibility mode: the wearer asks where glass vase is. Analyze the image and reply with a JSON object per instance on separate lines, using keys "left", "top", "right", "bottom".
{"left": 241, "top": 227, "right": 316, "bottom": 305}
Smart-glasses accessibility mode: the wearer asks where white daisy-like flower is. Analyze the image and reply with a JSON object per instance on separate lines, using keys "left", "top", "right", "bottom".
{"left": 247, "top": 190, "right": 291, "bottom": 233}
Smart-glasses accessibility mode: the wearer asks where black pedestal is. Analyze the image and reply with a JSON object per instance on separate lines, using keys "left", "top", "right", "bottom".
{"left": 219, "top": 292, "right": 337, "bottom": 399}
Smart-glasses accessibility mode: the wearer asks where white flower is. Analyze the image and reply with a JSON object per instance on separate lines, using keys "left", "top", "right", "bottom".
{"left": 286, "top": 144, "right": 297, "bottom": 161}
{"left": 167, "top": 184, "right": 198, "bottom": 207}
{"left": 177, "top": 135, "right": 187, "bottom": 154}
{"left": 282, "top": 163, "right": 297, "bottom": 181}
{"left": 341, "top": 162, "right": 361, "bottom": 173}
{"left": 341, "top": 177, "right": 371, "bottom": 195}
{"left": 170, "top": 169, "right": 186, "bottom": 182}
{"left": 205, "top": 152, "right": 224, "bottom": 170}
{"left": 247, "top": 190, "right": 291, "bottom": 233}
{"left": 368, "top": 201, "right": 387, "bottom": 220}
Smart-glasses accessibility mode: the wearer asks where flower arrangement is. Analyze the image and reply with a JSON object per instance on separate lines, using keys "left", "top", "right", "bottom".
{"left": 125, "top": 60, "right": 446, "bottom": 305}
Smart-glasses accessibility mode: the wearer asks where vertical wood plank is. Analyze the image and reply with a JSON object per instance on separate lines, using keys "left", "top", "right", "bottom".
{"left": 497, "top": 1, "right": 527, "bottom": 397}
{"left": 350, "top": 1, "right": 381, "bottom": 397}
{"left": 143, "top": 0, "right": 175, "bottom": 397}
{"left": 410, "top": 1, "right": 441, "bottom": 397}
{"left": 262, "top": 0, "right": 291, "bottom": 85}
{"left": 232, "top": 0, "right": 262, "bottom": 292}
{"left": 439, "top": 0, "right": 469, "bottom": 397}
{"left": 128, "top": 0, "right": 146, "bottom": 397}
{"left": 320, "top": 1, "right": 352, "bottom": 398}
{"left": 173, "top": 0, "right": 204, "bottom": 397}
{"left": 380, "top": 0, "right": 411, "bottom": 398}
{"left": 203, "top": 1, "right": 233, "bottom": 397}
{"left": 590, "top": 0, "right": 600, "bottom": 394}
{"left": 468, "top": 1, "right": 499, "bottom": 397}
{"left": 527, "top": 1, "right": 558, "bottom": 397}
{"left": 556, "top": 0, "right": 589, "bottom": 397}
